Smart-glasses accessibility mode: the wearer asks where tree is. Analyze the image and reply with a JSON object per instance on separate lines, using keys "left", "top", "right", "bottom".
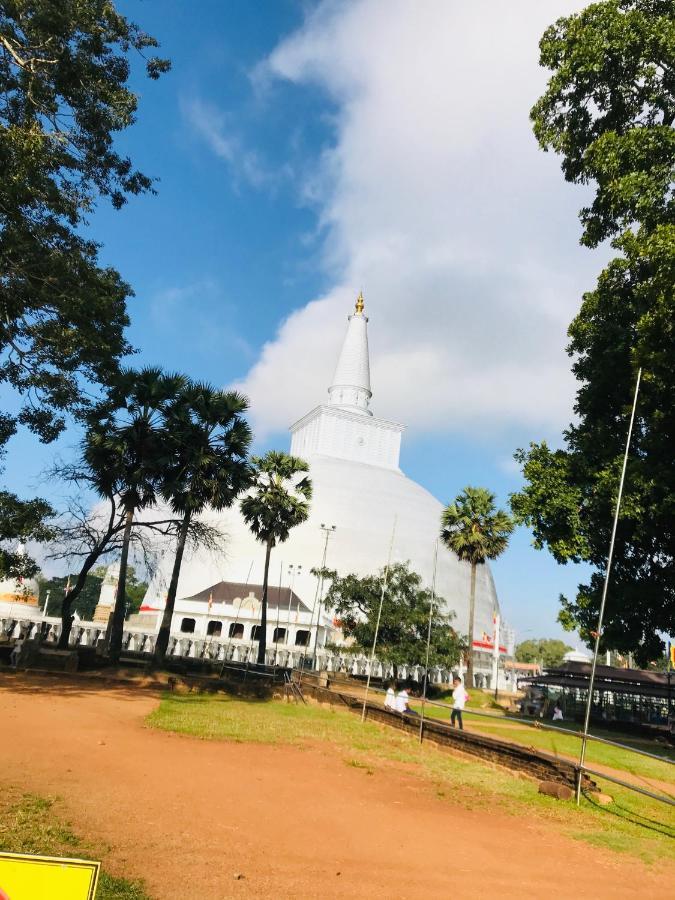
{"left": 512, "top": 1, "right": 675, "bottom": 664}
{"left": 39, "top": 565, "right": 147, "bottom": 622}
{"left": 83, "top": 367, "right": 186, "bottom": 660}
{"left": 531, "top": 0, "right": 673, "bottom": 249}
{"left": 48, "top": 471, "right": 227, "bottom": 649}
{"left": 153, "top": 383, "right": 252, "bottom": 665}
{"left": 440, "top": 487, "right": 514, "bottom": 688}
{"left": 0, "top": 490, "right": 53, "bottom": 580}
{"left": 514, "top": 638, "right": 572, "bottom": 670}
{"left": 240, "top": 452, "right": 312, "bottom": 665}
{"left": 0, "top": 1, "right": 169, "bottom": 580}
{"left": 321, "top": 561, "right": 464, "bottom": 677}
{"left": 0, "top": 1, "right": 169, "bottom": 443}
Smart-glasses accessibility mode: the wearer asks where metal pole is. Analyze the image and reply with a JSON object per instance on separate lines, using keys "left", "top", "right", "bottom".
{"left": 222, "top": 560, "right": 253, "bottom": 672}
{"left": 284, "top": 564, "right": 301, "bottom": 668}
{"left": 576, "top": 367, "right": 642, "bottom": 805}
{"left": 362, "top": 517, "right": 397, "bottom": 722}
{"left": 273, "top": 560, "right": 283, "bottom": 668}
{"left": 311, "top": 525, "right": 336, "bottom": 667}
{"left": 493, "top": 612, "right": 501, "bottom": 701}
{"left": 419, "top": 540, "right": 439, "bottom": 742}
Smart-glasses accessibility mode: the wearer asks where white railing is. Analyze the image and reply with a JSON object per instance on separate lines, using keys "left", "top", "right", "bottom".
{"left": 0, "top": 612, "right": 488, "bottom": 685}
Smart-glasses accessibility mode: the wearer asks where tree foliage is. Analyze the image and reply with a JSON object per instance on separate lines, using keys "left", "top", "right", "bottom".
{"left": 440, "top": 488, "right": 514, "bottom": 566}
{"left": 514, "top": 638, "right": 572, "bottom": 669}
{"left": 322, "top": 562, "right": 464, "bottom": 672}
{"left": 532, "top": 0, "right": 674, "bottom": 248}
{"left": 154, "top": 383, "right": 252, "bottom": 663}
{"left": 441, "top": 487, "right": 514, "bottom": 684}
{"left": 82, "top": 367, "right": 187, "bottom": 657}
{"left": 0, "top": 489, "right": 53, "bottom": 579}
{"left": 39, "top": 565, "right": 147, "bottom": 621}
{"left": 47, "top": 471, "right": 228, "bottom": 648}
{"left": 512, "top": 0, "right": 675, "bottom": 665}
{"left": 240, "top": 451, "right": 311, "bottom": 664}
{"left": 0, "top": 1, "right": 169, "bottom": 582}
{"left": 0, "top": 0, "right": 169, "bottom": 442}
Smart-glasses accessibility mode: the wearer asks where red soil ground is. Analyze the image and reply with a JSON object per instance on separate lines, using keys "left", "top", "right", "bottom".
{"left": 0, "top": 673, "right": 670, "bottom": 899}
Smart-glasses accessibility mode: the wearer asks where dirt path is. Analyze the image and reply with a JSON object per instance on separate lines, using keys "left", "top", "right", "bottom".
{"left": 0, "top": 673, "right": 670, "bottom": 899}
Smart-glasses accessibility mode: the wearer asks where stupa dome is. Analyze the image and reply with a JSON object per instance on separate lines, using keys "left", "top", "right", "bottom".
{"left": 143, "top": 295, "right": 501, "bottom": 642}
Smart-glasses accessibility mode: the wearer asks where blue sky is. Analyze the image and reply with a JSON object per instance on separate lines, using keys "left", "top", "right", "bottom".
{"left": 4, "top": 0, "right": 601, "bottom": 645}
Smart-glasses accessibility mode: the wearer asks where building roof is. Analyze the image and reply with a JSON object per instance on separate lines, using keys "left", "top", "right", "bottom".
{"left": 519, "top": 661, "right": 673, "bottom": 701}
{"left": 180, "top": 581, "right": 310, "bottom": 613}
{"left": 504, "top": 660, "right": 540, "bottom": 672}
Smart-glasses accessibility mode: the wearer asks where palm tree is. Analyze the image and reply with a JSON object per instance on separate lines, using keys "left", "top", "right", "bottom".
{"left": 240, "top": 451, "right": 312, "bottom": 665}
{"left": 83, "top": 367, "right": 187, "bottom": 660}
{"left": 440, "top": 487, "right": 514, "bottom": 688}
{"left": 153, "top": 383, "right": 252, "bottom": 665}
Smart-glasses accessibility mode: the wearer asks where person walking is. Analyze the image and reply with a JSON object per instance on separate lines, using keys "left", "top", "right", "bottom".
{"left": 10, "top": 635, "right": 24, "bottom": 669}
{"left": 451, "top": 675, "right": 468, "bottom": 730}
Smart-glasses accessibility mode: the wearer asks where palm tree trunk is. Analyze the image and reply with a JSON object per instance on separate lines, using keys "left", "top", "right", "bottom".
{"left": 257, "top": 539, "right": 272, "bottom": 665}
{"left": 154, "top": 511, "right": 191, "bottom": 665}
{"left": 107, "top": 507, "right": 134, "bottom": 661}
{"left": 466, "top": 561, "right": 477, "bottom": 688}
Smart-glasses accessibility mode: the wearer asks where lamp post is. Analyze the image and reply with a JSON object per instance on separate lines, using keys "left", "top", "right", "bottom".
{"left": 285, "top": 563, "right": 302, "bottom": 664}
{"left": 311, "top": 524, "right": 336, "bottom": 667}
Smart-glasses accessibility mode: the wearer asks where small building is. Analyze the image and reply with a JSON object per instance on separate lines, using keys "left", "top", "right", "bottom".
{"left": 519, "top": 661, "right": 675, "bottom": 730}
{"left": 131, "top": 580, "right": 330, "bottom": 650}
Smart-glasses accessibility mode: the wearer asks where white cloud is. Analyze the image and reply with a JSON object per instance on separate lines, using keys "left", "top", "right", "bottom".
{"left": 180, "top": 96, "right": 276, "bottom": 189}
{"left": 235, "top": 0, "right": 599, "bottom": 438}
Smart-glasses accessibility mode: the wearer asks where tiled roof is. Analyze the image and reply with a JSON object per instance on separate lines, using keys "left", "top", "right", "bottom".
{"left": 180, "top": 581, "right": 310, "bottom": 613}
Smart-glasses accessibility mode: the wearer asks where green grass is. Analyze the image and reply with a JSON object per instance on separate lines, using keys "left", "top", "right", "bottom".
{"left": 449, "top": 716, "right": 675, "bottom": 784}
{"left": 148, "top": 692, "right": 674, "bottom": 864}
{"left": 0, "top": 792, "right": 150, "bottom": 900}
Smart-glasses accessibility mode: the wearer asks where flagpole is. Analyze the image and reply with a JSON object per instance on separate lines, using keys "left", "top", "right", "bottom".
{"left": 285, "top": 564, "right": 301, "bottom": 667}
{"left": 576, "top": 367, "right": 642, "bottom": 804}
{"left": 419, "top": 540, "right": 439, "bottom": 742}
{"left": 361, "top": 517, "right": 397, "bottom": 722}
{"left": 274, "top": 560, "right": 283, "bottom": 668}
{"left": 223, "top": 560, "right": 254, "bottom": 668}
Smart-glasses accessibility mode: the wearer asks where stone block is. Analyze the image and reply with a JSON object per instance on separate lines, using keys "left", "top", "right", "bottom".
{"left": 538, "top": 780, "right": 573, "bottom": 800}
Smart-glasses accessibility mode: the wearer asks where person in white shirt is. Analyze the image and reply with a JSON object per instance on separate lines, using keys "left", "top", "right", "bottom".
{"left": 395, "top": 688, "right": 409, "bottom": 714}
{"left": 10, "top": 636, "right": 24, "bottom": 669}
{"left": 552, "top": 702, "right": 563, "bottom": 721}
{"left": 395, "top": 687, "right": 419, "bottom": 717}
{"left": 451, "top": 676, "right": 467, "bottom": 730}
{"left": 384, "top": 684, "right": 396, "bottom": 711}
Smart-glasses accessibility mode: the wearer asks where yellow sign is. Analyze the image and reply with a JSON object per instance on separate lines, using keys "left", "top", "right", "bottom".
{"left": 0, "top": 852, "right": 100, "bottom": 899}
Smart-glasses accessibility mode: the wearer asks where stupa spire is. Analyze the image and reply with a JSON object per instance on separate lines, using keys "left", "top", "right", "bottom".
{"left": 328, "top": 293, "right": 372, "bottom": 416}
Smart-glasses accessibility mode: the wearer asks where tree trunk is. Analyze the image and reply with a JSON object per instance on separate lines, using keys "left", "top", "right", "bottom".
{"left": 57, "top": 541, "right": 114, "bottom": 650}
{"left": 107, "top": 507, "right": 134, "bottom": 661}
{"left": 154, "top": 511, "right": 191, "bottom": 666}
{"left": 466, "top": 561, "right": 477, "bottom": 688}
{"left": 256, "top": 539, "right": 272, "bottom": 665}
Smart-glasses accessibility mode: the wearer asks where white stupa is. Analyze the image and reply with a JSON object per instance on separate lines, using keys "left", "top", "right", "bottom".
{"left": 0, "top": 545, "right": 41, "bottom": 620}
{"left": 141, "top": 294, "right": 502, "bottom": 647}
